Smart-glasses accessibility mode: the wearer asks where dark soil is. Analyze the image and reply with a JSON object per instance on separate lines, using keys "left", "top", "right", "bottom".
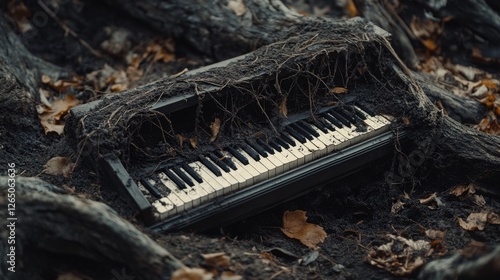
{"left": 1, "top": 0, "right": 500, "bottom": 279}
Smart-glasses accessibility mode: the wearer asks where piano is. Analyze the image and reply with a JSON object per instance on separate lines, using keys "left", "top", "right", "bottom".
{"left": 67, "top": 35, "right": 405, "bottom": 232}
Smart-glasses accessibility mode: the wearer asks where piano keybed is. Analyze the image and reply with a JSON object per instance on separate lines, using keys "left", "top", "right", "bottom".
{"left": 136, "top": 104, "right": 392, "bottom": 222}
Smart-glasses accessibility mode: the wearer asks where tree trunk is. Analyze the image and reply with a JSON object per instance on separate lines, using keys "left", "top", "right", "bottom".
{"left": 0, "top": 177, "right": 183, "bottom": 280}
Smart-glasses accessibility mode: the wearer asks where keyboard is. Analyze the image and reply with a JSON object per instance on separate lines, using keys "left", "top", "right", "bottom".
{"left": 132, "top": 103, "right": 395, "bottom": 231}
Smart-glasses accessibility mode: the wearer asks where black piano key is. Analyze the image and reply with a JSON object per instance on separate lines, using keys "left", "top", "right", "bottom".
{"left": 182, "top": 162, "right": 203, "bottom": 183}
{"left": 322, "top": 113, "right": 343, "bottom": 128}
{"left": 328, "top": 109, "right": 351, "bottom": 127}
{"left": 172, "top": 166, "right": 194, "bottom": 187}
{"left": 333, "top": 107, "right": 356, "bottom": 125}
{"left": 319, "top": 117, "right": 335, "bottom": 131}
{"left": 268, "top": 140, "right": 282, "bottom": 152}
{"left": 274, "top": 138, "right": 289, "bottom": 150}
{"left": 199, "top": 155, "right": 222, "bottom": 176}
{"left": 290, "top": 123, "right": 314, "bottom": 140}
{"left": 140, "top": 178, "right": 162, "bottom": 198}
{"left": 241, "top": 144, "right": 261, "bottom": 161}
{"left": 226, "top": 146, "right": 249, "bottom": 165}
{"left": 257, "top": 139, "right": 275, "bottom": 154}
{"left": 279, "top": 134, "right": 296, "bottom": 147}
{"left": 285, "top": 126, "right": 306, "bottom": 143}
{"left": 352, "top": 106, "right": 367, "bottom": 120}
{"left": 311, "top": 119, "right": 328, "bottom": 134}
{"left": 207, "top": 152, "right": 230, "bottom": 172}
{"left": 298, "top": 121, "right": 320, "bottom": 137}
{"left": 213, "top": 150, "right": 237, "bottom": 170}
{"left": 246, "top": 140, "right": 268, "bottom": 157}
{"left": 163, "top": 168, "right": 186, "bottom": 189}
{"left": 354, "top": 102, "right": 376, "bottom": 117}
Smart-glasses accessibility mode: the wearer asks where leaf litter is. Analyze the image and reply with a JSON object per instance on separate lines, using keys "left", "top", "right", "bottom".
{"left": 43, "top": 157, "right": 75, "bottom": 177}
{"left": 281, "top": 210, "right": 327, "bottom": 250}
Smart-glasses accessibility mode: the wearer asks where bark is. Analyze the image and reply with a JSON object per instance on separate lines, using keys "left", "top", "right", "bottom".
{"left": 0, "top": 176, "right": 184, "bottom": 280}
{"left": 414, "top": 0, "right": 500, "bottom": 43}
{"left": 0, "top": 12, "right": 67, "bottom": 129}
{"left": 354, "top": 0, "right": 419, "bottom": 68}
{"left": 102, "top": 0, "right": 303, "bottom": 60}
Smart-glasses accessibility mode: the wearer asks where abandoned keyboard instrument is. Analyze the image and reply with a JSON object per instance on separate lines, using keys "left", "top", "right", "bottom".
{"left": 68, "top": 53, "right": 404, "bottom": 232}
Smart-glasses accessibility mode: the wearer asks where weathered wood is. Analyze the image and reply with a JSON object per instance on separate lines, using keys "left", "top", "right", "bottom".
{"left": 103, "top": 0, "right": 309, "bottom": 60}
{"left": 414, "top": 73, "right": 486, "bottom": 124}
{"left": 0, "top": 176, "right": 184, "bottom": 280}
{"left": 0, "top": 13, "right": 67, "bottom": 129}
{"left": 354, "top": 0, "right": 418, "bottom": 68}
{"left": 414, "top": 0, "right": 500, "bottom": 43}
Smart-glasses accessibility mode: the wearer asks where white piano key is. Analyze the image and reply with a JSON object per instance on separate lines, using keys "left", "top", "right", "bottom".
{"left": 158, "top": 172, "right": 193, "bottom": 210}
{"left": 237, "top": 149, "right": 269, "bottom": 183}
{"left": 262, "top": 151, "right": 285, "bottom": 175}
{"left": 152, "top": 197, "right": 176, "bottom": 219}
{"left": 180, "top": 166, "right": 215, "bottom": 201}
{"left": 189, "top": 161, "right": 228, "bottom": 197}
{"left": 204, "top": 157, "right": 241, "bottom": 194}
{"left": 167, "top": 168, "right": 203, "bottom": 207}
{"left": 148, "top": 177, "right": 185, "bottom": 212}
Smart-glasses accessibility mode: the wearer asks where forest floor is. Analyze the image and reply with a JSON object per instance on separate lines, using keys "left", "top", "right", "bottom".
{"left": 2, "top": 0, "right": 500, "bottom": 279}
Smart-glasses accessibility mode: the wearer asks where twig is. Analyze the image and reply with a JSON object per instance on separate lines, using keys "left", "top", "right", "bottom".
{"left": 37, "top": 0, "right": 103, "bottom": 58}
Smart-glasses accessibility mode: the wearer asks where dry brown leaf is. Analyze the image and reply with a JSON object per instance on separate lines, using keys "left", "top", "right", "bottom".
{"left": 281, "top": 210, "right": 327, "bottom": 250}
{"left": 425, "top": 229, "right": 446, "bottom": 240}
{"left": 487, "top": 212, "right": 500, "bottom": 224}
{"left": 366, "top": 234, "right": 429, "bottom": 276}
{"left": 227, "top": 0, "right": 246, "bottom": 16}
{"left": 402, "top": 116, "right": 410, "bottom": 125}
{"left": 202, "top": 252, "right": 230, "bottom": 268}
{"left": 177, "top": 134, "right": 189, "bottom": 148}
{"left": 210, "top": 118, "right": 221, "bottom": 142}
{"left": 220, "top": 271, "right": 243, "bottom": 280}
{"left": 6, "top": 1, "right": 33, "bottom": 33}
{"left": 171, "top": 267, "right": 212, "bottom": 280}
{"left": 419, "top": 192, "right": 437, "bottom": 205}
{"left": 472, "top": 194, "right": 486, "bottom": 207}
{"left": 331, "top": 87, "right": 348, "bottom": 94}
{"left": 391, "top": 200, "right": 405, "bottom": 214}
{"left": 43, "top": 157, "right": 75, "bottom": 177}
{"left": 458, "top": 211, "right": 499, "bottom": 231}
{"left": 41, "top": 75, "right": 52, "bottom": 84}
{"left": 38, "top": 94, "right": 79, "bottom": 135}
{"left": 345, "top": 0, "right": 358, "bottom": 17}
{"left": 450, "top": 183, "right": 476, "bottom": 196}
{"left": 279, "top": 96, "right": 288, "bottom": 117}
{"left": 410, "top": 16, "right": 443, "bottom": 51}
{"left": 190, "top": 137, "right": 198, "bottom": 149}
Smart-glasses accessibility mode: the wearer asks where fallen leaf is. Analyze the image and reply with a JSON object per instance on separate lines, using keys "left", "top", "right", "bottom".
{"left": 458, "top": 211, "right": 499, "bottom": 231}
{"left": 472, "top": 194, "right": 486, "bottom": 207}
{"left": 202, "top": 252, "right": 230, "bottom": 268}
{"left": 227, "top": 0, "right": 246, "bottom": 16}
{"left": 425, "top": 229, "right": 446, "bottom": 240}
{"left": 391, "top": 200, "right": 405, "bottom": 214}
{"left": 410, "top": 16, "right": 443, "bottom": 52}
{"left": 190, "top": 137, "right": 198, "bottom": 149}
{"left": 177, "top": 134, "right": 189, "bottom": 148}
{"left": 38, "top": 94, "right": 79, "bottom": 135}
{"left": 6, "top": 1, "right": 33, "bottom": 33}
{"left": 43, "top": 157, "right": 75, "bottom": 177}
{"left": 331, "top": 87, "right": 348, "bottom": 94}
{"left": 210, "top": 118, "right": 221, "bottom": 142}
{"left": 171, "top": 267, "right": 212, "bottom": 280}
{"left": 366, "top": 234, "right": 429, "bottom": 276}
{"left": 450, "top": 183, "right": 476, "bottom": 196}
{"left": 41, "top": 75, "right": 52, "bottom": 84}
{"left": 402, "top": 117, "right": 410, "bottom": 125}
{"left": 345, "top": 0, "right": 358, "bottom": 17}
{"left": 281, "top": 210, "right": 327, "bottom": 250}
{"left": 279, "top": 96, "right": 288, "bottom": 117}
